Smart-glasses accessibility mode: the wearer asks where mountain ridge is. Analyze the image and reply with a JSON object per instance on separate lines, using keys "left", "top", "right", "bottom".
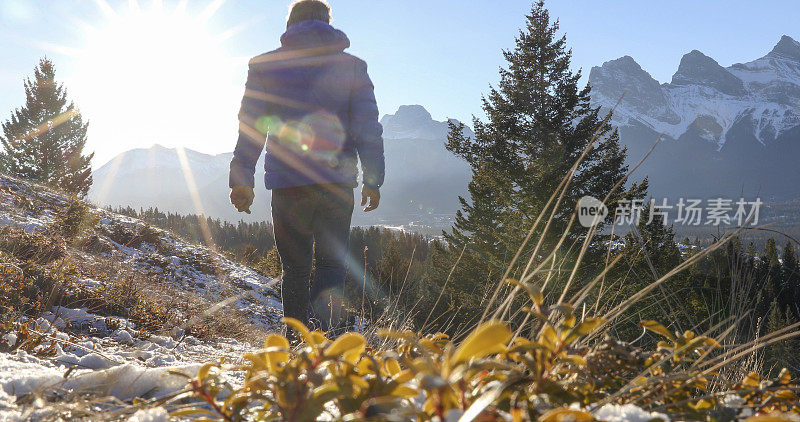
{"left": 379, "top": 104, "right": 474, "bottom": 140}
{"left": 590, "top": 34, "right": 800, "bottom": 143}
{"left": 589, "top": 34, "right": 800, "bottom": 200}
{"left": 89, "top": 35, "right": 800, "bottom": 229}
{"left": 89, "top": 105, "right": 473, "bottom": 230}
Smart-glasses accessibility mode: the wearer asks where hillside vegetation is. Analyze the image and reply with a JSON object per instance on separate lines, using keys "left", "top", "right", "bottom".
{"left": 3, "top": 1, "right": 800, "bottom": 421}
{"left": 0, "top": 173, "right": 285, "bottom": 419}
{"left": 3, "top": 171, "right": 800, "bottom": 420}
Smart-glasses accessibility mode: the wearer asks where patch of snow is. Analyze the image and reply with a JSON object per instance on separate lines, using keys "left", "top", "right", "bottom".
{"left": 0, "top": 354, "right": 63, "bottom": 397}
{"left": 65, "top": 363, "right": 199, "bottom": 400}
{"left": 126, "top": 407, "right": 170, "bottom": 422}
{"left": 76, "top": 278, "right": 103, "bottom": 290}
{"left": 721, "top": 394, "right": 744, "bottom": 407}
{"left": 1, "top": 333, "right": 17, "bottom": 348}
{"left": 594, "top": 403, "right": 670, "bottom": 422}
{"left": 0, "top": 351, "right": 199, "bottom": 406}
{"left": 112, "top": 329, "right": 135, "bottom": 345}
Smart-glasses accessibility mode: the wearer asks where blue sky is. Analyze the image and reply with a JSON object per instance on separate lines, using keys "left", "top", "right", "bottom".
{"left": 0, "top": 0, "right": 797, "bottom": 167}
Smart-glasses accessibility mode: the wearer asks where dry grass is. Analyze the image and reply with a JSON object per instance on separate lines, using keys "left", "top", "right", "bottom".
{"left": 0, "top": 179, "right": 272, "bottom": 345}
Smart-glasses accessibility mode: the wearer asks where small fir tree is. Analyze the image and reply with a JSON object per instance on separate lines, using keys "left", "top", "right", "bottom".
{"left": 0, "top": 58, "right": 93, "bottom": 197}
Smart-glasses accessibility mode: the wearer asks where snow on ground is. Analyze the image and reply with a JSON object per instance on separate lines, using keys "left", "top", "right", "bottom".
{"left": 0, "top": 174, "right": 282, "bottom": 418}
{"left": 0, "top": 174, "right": 283, "bottom": 329}
{"left": 126, "top": 407, "right": 170, "bottom": 422}
{"left": 96, "top": 211, "right": 283, "bottom": 328}
{"left": 593, "top": 404, "right": 670, "bottom": 422}
{"left": 0, "top": 307, "right": 252, "bottom": 420}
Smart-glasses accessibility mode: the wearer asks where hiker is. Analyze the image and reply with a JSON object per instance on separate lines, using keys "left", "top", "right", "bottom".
{"left": 229, "top": 0, "right": 385, "bottom": 335}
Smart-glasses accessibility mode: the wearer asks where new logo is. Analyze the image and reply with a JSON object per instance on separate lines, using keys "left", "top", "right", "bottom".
{"left": 577, "top": 196, "right": 608, "bottom": 228}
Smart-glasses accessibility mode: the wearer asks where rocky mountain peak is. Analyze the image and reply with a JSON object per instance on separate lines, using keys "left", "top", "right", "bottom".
{"left": 381, "top": 105, "right": 473, "bottom": 140}
{"left": 608, "top": 55, "right": 642, "bottom": 71}
{"left": 767, "top": 35, "right": 800, "bottom": 61}
{"left": 589, "top": 55, "right": 659, "bottom": 89}
{"left": 671, "top": 50, "right": 746, "bottom": 96}
{"left": 589, "top": 55, "right": 679, "bottom": 123}
{"left": 391, "top": 105, "right": 433, "bottom": 123}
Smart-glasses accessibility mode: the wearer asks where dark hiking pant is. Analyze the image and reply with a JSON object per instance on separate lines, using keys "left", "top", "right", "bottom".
{"left": 271, "top": 183, "right": 354, "bottom": 334}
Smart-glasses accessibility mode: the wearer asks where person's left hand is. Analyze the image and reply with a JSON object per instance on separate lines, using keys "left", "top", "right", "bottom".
{"left": 361, "top": 186, "right": 380, "bottom": 212}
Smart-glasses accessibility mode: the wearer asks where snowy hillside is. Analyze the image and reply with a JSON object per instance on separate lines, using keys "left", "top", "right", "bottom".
{"left": 589, "top": 35, "right": 800, "bottom": 200}
{"left": 88, "top": 144, "right": 246, "bottom": 223}
{"left": 0, "top": 174, "right": 281, "bottom": 420}
{"left": 591, "top": 35, "right": 800, "bottom": 146}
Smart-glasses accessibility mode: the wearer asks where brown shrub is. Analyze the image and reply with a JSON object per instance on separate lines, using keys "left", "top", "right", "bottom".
{"left": 74, "top": 234, "right": 115, "bottom": 254}
{"left": 0, "top": 227, "right": 66, "bottom": 264}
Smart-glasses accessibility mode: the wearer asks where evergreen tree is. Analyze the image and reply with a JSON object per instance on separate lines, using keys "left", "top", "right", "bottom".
{"left": 0, "top": 58, "right": 93, "bottom": 197}
{"left": 610, "top": 206, "right": 687, "bottom": 337}
{"left": 782, "top": 241, "right": 799, "bottom": 278}
{"left": 764, "top": 238, "right": 780, "bottom": 266}
{"left": 781, "top": 241, "right": 800, "bottom": 318}
{"left": 445, "top": 1, "right": 644, "bottom": 274}
{"left": 763, "top": 299, "right": 798, "bottom": 375}
{"left": 624, "top": 206, "right": 682, "bottom": 274}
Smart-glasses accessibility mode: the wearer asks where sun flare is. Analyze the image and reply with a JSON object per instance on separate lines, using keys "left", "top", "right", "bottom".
{"left": 66, "top": 0, "right": 247, "bottom": 165}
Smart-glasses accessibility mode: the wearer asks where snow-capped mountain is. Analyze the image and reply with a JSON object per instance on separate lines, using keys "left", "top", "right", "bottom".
{"left": 89, "top": 145, "right": 246, "bottom": 222}
{"left": 89, "top": 106, "right": 471, "bottom": 229}
{"left": 591, "top": 35, "right": 800, "bottom": 146}
{"left": 589, "top": 35, "right": 800, "bottom": 200}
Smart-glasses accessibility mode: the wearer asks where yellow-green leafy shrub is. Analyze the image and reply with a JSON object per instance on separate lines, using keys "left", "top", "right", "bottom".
{"left": 174, "top": 280, "right": 800, "bottom": 421}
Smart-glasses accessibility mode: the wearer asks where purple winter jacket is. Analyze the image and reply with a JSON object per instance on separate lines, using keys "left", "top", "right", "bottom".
{"left": 229, "top": 20, "right": 385, "bottom": 190}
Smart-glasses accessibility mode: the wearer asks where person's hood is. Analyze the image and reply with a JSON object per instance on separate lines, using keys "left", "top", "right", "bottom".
{"left": 280, "top": 20, "right": 350, "bottom": 52}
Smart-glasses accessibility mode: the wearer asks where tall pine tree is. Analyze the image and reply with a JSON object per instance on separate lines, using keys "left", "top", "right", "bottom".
{"left": 1, "top": 58, "right": 93, "bottom": 197}
{"left": 781, "top": 241, "right": 800, "bottom": 318}
{"left": 445, "top": 1, "right": 644, "bottom": 274}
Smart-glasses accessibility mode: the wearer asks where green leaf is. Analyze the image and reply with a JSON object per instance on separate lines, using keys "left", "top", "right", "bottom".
{"left": 282, "top": 317, "right": 313, "bottom": 346}
{"left": 197, "top": 362, "right": 215, "bottom": 381}
{"left": 264, "top": 334, "right": 290, "bottom": 371}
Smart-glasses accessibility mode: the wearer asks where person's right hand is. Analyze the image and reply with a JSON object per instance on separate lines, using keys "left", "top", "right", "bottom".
{"left": 361, "top": 186, "right": 380, "bottom": 212}
{"left": 230, "top": 185, "right": 255, "bottom": 214}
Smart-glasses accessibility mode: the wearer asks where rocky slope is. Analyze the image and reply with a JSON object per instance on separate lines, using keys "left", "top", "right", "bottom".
{"left": 0, "top": 173, "right": 282, "bottom": 419}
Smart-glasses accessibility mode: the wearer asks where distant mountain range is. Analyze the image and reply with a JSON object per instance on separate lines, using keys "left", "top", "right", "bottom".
{"left": 89, "top": 106, "right": 472, "bottom": 230}
{"left": 90, "top": 35, "right": 800, "bottom": 229}
{"left": 589, "top": 35, "right": 800, "bottom": 200}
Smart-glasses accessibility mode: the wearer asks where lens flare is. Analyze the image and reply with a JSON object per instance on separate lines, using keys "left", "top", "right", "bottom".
{"left": 301, "top": 111, "right": 345, "bottom": 152}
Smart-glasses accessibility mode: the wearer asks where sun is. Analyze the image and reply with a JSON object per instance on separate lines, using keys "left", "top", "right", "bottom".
{"left": 67, "top": 0, "right": 248, "bottom": 165}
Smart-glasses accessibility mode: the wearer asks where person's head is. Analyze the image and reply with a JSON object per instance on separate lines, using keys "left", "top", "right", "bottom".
{"left": 286, "top": 0, "right": 331, "bottom": 29}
